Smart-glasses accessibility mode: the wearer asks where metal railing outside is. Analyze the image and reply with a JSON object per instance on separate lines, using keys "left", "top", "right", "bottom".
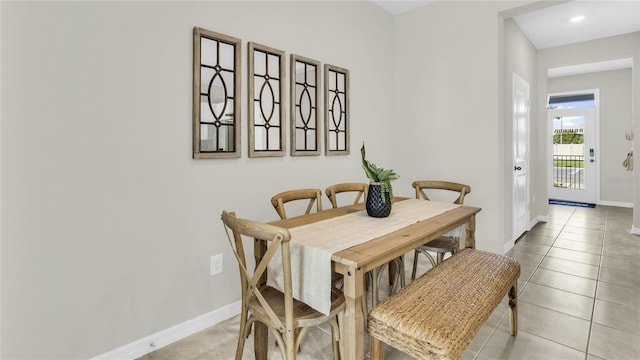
{"left": 553, "top": 155, "right": 584, "bottom": 190}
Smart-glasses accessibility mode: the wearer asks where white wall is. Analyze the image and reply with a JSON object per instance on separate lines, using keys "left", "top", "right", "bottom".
{"left": 393, "top": 1, "right": 529, "bottom": 255}
{"left": 0, "top": 1, "right": 395, "bottom": 358}
{"left": 548, "top": 69, "right": 633, "bottom": 205}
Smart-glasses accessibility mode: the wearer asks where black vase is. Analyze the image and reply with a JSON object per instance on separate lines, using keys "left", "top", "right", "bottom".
{"left": 366, "top": 182, "right": 392, "bottom": 218}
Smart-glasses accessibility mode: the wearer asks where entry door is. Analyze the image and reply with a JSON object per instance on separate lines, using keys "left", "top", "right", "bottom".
{"left": 512, "top": 74, "right": 529, "bottom": 240}
{"left": 548, "top": 107, "right": 597, "bottom": 204}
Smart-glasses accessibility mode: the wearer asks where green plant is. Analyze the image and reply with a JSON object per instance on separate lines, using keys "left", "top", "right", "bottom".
{"left": 361, "top": 143, "right": 399, "bottom": 203}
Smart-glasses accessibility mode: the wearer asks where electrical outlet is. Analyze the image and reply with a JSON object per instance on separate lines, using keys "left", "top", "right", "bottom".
{"left": 210, "top": 254, "right": 223, "bottom": 276}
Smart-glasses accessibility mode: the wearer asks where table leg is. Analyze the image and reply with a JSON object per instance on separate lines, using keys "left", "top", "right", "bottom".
{"left": 465, "top": 214, "right": 476, "bottom": 249}
{"left": 340, "top": 264, "right": 365, "bottom": 359}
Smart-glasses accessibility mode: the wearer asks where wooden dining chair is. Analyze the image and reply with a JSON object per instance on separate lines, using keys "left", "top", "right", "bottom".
{"left": 271, "top": 188, "right": 323, "bottom": 220}
{"left": 221, "top": 211, "right": 345, "bottom": 360}
{"left": 325, "top": 182, "right": 368, "bottom": 208}
{"left": 411, "top": 180, "right": 472, "bottom": 280}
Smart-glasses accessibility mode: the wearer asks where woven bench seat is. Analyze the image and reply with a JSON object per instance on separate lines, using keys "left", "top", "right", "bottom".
{"left": 367, "top": 249, "right": 520, "bottom": 360}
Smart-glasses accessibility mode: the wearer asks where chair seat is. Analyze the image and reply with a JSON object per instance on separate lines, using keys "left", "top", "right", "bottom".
{"left": 250, "top": 286, "right": 346, "bottom": 328}
{"left": 420, "top": 236, "right": 458, "bottom": 253}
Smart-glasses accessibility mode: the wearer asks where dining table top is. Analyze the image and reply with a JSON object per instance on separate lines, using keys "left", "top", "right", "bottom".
{"left": 269, "top": 198, "right": 481, "bottom": 272}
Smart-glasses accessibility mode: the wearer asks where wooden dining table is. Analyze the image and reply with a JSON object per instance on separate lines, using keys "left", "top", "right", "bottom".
{"left": 253, "top": 198, "right": 481, "bottom": 359}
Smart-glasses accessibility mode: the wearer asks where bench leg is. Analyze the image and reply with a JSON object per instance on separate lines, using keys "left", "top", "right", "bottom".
{"left": 508, "top": 281, "right": 518, "bottom": 336}
{"left": 370, "top": 336, "right": 384, "bottom": 360}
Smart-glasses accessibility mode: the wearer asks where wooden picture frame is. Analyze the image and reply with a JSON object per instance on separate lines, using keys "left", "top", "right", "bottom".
{"left": 290, "top": 54, "right": 321, "bottom": 156}
{"left": 248, "top": 42, "right": 286, "bottom": 157}
{"left": 324, "top": 64, "right": 349, "bottom": 155}
{"left": 192, "top": 27, "right": 241, "bottom": 159}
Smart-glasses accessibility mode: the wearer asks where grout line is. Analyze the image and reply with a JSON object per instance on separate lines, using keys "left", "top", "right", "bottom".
{"left": 584, "top": 207, "right": 607, "bottom": 360}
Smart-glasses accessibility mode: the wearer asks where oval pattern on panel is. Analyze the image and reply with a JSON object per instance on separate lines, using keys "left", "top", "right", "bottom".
{"left": 208, "top": 71, "right": 227, "bottom": 120}
{"left": 299, "top": 87, "right": 312, "bottom": 125}
{"left": 259, "top": 80, "right": 275, "bottom": 121}
{"left": 331, "top": 94, "right": 343, "bottom": 126}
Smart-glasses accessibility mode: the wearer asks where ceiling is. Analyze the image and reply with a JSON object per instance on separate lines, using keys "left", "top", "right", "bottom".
{"left": 372, "top": 0, "right": 640, "bottom": 77}
{"left": 512, "top": 0, "right": 640, "bottom": 49}
{"left": 371, "top": 0, "right": 433, "bottom": 15}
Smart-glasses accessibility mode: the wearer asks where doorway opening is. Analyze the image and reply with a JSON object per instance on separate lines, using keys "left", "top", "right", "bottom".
{"left": 547, "top": 91, "right": 599, "bottom": 206}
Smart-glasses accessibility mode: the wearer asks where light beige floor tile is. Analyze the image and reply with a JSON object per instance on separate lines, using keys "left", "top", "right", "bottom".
{"left": 552, "top": 239, "right": 602, "bottom": 255}
{"left": 139, "top": 324, "right": 253, "bottom": 360}
{"left": 562, "top": 226, "right": 604, "bottom": 236}
{"left": 478, "top": 324, "right": 585, "bottom": 360}
{"left": 599, "top": 267, "right": 640, "bottom": 288}
{"left": 556, "top": 231, "right": 603, "bottom": 245}
{"left": 525, "top": 227, "right": 560, "bottom": 239}
{"left": 529, "top": 268, "right": 596, "bottom": 297}
{"left": 602, "top": 243, "right": 640, "bottom": 260}
{"left": 605, "top": 221, "right": 634, "bottom": 235}
{"left": 600, "top": 255, "right": 640, "bottom": 273}
{"left": 530, "top": 221, "right": 565, "bottom": 232}
{"left": 465, "top": 323, "right": 499, "bottom": 356}
{"left": 508, "top": 250, "right": 544, "bottom": 267}
{"left": 545, "top": 247, "right": 600, "bottom": 266}
{"left": 513, "top": 242, "right": 551, "bottom": 256}
{"left": 567, "top": 214, "right": 606, "bottom": 225}
{"left": 596, "top": 281, "right": 640, "bottom": 308}
{"left": 586, "top": 354, "right": 606, "bottom": 360}
{"left": 518, "top": 264, "right": 537, "bottom": 282}
{"left": 565, "top": 220, "right": 605, "bottom": 231}
{"left": 513, "top": 302, "right": 590, "bottom": 351}
{"left": 592, "top": 299, "right": 640, "bottom": 335}
{"left": 588, "top": 323, "right": 640, "bottom": 360}
{"left": 519, "top": 282, "right": 594, "bottom": 320}
{"left": 516, "top": 233, "right": 556, "bottom": 246}
{"left": 605, "top": 233, "right": 640, "bottom": 248}
{"left": 539, "top": 257, "right": 599, "bottom": 279}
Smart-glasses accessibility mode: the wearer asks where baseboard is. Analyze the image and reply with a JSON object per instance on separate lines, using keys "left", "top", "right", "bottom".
{"left": 90, "top": 300, "right": 241, "bottom": 360}
{"left": 503, "top": 239, "right": 515, "bottom": 254}
{"left": 597, "top": 200, "right": 633, "bottom": 208}
{"left": 531, "top": 215, "right": 548, "bottom": 228}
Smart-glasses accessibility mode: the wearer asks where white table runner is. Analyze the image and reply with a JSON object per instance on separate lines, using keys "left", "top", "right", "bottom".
{"left": 267, "top": 199, "right": 461, "bottom": 314}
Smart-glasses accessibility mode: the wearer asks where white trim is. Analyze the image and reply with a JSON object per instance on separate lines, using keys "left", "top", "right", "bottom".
{"left": 597, "top": 200, "right": 633, "bottom": 208}
{"left": 631, "top": 226, "right": 640, "bottom": 235}
{"left": 530, "top": 215, "right": 548, "bottom": 229}
{"left": 503, "top": 239, "right": 515, "bottom": 254}
{"left": 535, "top": 215, "right": 549, "bottom": 224}
{"left": 90, "top": 301, "right": 241, "bottom": 360}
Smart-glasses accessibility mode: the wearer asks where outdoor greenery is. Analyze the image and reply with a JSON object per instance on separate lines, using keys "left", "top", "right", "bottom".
{"left": 553, "top": 133, "right": 583, "bottom": 145}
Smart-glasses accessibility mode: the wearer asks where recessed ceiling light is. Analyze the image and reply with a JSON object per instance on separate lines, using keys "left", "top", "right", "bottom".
{"left": 570, "top": 15, "right": 585, "bottom": 23}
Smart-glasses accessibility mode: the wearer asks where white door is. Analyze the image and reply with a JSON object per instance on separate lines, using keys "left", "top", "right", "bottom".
{"left": 548, "top": 107, "right": 597, "bottom": 204}
{"left": 512, "top": 74, "right": 529, "bottom": 241}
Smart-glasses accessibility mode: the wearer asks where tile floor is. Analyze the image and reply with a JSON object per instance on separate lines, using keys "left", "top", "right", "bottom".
{"left": 138, "top": 204, "right": 640, "bottom": 359}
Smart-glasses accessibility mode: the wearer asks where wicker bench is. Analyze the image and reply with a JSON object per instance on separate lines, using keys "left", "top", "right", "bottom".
{"left": 367, "top": 249, "right": 520, "bottom": 360}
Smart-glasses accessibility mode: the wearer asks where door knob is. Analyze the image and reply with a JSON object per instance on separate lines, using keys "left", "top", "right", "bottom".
{"left": 514, "top": 166, "right": 522, "bottom": 171}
